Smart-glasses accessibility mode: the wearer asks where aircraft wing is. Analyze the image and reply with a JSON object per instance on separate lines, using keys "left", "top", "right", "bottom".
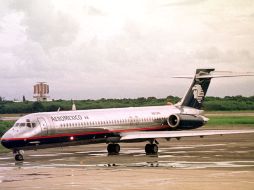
{"left": 120, "top": 130, "right": 254, "bottom": 141}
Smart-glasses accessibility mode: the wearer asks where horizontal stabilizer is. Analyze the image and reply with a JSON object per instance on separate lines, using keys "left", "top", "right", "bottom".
{"left": 196, "top": 72, "right": 254, "bottom": 79}
{"left": 173, "top": 71, "right": 254, "bottom": 79}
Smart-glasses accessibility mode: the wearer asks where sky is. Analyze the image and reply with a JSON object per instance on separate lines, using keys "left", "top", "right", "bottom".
{"left": 0, "top": 0, "right": 254, "bottom": 100}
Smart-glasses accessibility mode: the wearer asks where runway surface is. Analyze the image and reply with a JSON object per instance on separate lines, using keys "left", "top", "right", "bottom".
{"left": 0, "top": 131, "right": 254, "bottom": 190}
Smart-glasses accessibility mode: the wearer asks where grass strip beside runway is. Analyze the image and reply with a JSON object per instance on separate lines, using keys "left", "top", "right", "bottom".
{"left": 207, "top": 116, "right": 254, "bottom": 126}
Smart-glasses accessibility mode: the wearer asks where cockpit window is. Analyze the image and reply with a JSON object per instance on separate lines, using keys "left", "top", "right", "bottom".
{"left": 20, "top": 123, "right": 26, "bottom": 127}
{"left": 14, "top": 122, "right": 37, "bottom": 128}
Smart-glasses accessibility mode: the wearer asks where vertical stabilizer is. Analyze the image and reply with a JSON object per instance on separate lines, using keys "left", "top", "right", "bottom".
{"left": 177, "top": 68, "right": 215, "bottom": 109}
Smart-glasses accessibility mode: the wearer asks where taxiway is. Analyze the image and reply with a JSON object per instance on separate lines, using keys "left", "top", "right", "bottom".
{"left": 0, "top": 130, "right": 254, "bottom": 190}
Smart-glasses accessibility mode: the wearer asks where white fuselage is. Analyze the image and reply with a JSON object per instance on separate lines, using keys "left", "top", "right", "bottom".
{"left": 1, "top": 105, "right": 202, "bottom": 150}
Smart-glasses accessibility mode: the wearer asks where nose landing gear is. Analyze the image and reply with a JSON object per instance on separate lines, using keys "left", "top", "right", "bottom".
{"left": 13, "top": 150, "right": 24, "bottom": 161}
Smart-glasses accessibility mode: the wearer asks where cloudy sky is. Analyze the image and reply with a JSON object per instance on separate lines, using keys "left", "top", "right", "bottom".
{"left": 0, "top": 0, "right": 254, "bottom": 100}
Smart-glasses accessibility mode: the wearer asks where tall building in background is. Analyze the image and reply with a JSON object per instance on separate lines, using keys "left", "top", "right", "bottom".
{"left": 33, "top": 82, "right": 49, "bottom": 102}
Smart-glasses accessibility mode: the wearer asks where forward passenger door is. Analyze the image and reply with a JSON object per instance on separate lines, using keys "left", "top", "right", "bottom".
{"left": 38, "top": 117, "right": 48, "bottom": 135}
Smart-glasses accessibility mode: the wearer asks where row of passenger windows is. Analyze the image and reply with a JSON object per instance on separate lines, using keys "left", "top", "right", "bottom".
{"left": 59, "top": 117, "right": 165, "bottom": 128}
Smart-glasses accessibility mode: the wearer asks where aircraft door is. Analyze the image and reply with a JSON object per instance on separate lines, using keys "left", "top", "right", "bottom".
{"left": 38, "top": 117, "right": 48, "bottom": 135}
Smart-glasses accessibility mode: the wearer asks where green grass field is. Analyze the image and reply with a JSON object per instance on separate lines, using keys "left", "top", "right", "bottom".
{"left": 0, "top": 121, "right": 15, "bottom": 137}
{"left": 207, "top": 116, "right": 254, "bottom": 126}
{"left": 0, "top": 121, "right": 15, "bottom": 153}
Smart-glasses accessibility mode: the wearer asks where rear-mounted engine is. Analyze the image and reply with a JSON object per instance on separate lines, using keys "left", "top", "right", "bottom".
{"left": 167, "top": 114, "right": 206, "bottom": 129}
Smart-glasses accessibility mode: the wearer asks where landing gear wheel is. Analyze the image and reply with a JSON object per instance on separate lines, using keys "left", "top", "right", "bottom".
{"left": 107, "top": 144, "right": 120, "bottom": 155}
{"left": 114, "top": 144, "right": 120, "bottom": 153}
{"left": 145, "top": 144, "right": 158, "bottom": 155}
{"left": 15, "top": 154, "right": 24, "bottom": 161}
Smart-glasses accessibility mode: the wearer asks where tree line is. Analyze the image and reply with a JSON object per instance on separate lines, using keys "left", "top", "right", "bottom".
{"left": 0, "top": 96, "right": 254, "bottom": 114}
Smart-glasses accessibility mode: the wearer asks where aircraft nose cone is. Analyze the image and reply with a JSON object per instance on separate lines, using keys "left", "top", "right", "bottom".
{"left": 1, "top": 138, "right": 12, "bottom": 149}
{"left": 1, "top": 139, "right": 8, "bottom": 149}
{"left": 1, "top": 133, "right": 14, "bottom": 149}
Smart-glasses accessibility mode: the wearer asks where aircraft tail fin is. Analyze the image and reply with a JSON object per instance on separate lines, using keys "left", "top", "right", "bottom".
{"left": 175, "top": 69, "right": 214, "bottom": 109}
{"left": 174, "top": 69, "right": 254, "bottom": 109}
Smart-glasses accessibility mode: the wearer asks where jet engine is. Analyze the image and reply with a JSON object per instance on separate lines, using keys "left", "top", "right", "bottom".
{"left": 167, "top": 114, "right": 206, "bottom": 129}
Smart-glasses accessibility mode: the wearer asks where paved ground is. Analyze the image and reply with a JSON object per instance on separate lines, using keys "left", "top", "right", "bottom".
{"left": 0, "top": 130, "right": 254, "bottom": 190}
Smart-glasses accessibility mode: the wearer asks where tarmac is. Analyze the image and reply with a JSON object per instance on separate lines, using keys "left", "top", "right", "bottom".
{"left": 0, "top": 129, "right": 254, "bottom": 190}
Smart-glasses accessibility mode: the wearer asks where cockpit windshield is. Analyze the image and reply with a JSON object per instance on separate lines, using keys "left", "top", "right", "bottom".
{"left": 14, "top": 122, "right": 37, "bottom": 128}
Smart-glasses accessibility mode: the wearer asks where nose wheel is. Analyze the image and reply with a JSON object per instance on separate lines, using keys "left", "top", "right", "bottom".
{"left": 15, "top": 154, "right": 24, "bottom": 161}
{"left": 145, "top": 144, "right": 158, "bottom": 155}
{"left": 13, "top": 150, "right": 24, "bottom": 161}
{"left": 107, "top": 144, "right": 120, "bottom": 155}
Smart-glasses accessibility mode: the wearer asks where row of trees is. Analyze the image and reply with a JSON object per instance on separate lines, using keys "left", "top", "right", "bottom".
{"left": 0, "top": 96, "right": 254, "bottom": 114}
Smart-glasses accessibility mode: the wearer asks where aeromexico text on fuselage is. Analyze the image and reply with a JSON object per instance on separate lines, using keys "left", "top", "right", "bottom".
{"left": 51, "top": 115, "right": 87, "bottom": 122}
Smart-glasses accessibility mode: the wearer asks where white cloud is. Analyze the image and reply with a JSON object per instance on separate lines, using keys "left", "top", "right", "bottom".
{"left": 0, "top": 0, "right": 253, "bottom": 100}
{"left": 10, "top": 0, "right": 79, "bottom": 50}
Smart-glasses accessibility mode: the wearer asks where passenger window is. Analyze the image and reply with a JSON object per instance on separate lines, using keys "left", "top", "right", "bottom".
{"left": 27, "top": 123, "right": 31, "bottom": 128}
{"left": 32, "top": 123, "right": 36, "bottom": 128}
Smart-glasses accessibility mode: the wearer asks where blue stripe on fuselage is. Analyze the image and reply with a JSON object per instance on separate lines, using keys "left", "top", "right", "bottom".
{"left": 1, "top": 132, "right": 115, "bottom": 150}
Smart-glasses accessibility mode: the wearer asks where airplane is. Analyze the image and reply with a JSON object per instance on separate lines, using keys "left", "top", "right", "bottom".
{"left": 1, "top": 68, "right": 254, "bottom": 161}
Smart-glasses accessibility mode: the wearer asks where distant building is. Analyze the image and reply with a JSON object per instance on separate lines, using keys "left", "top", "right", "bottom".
{"left": 33, "top": 82, "right": 49, "bottom": 102}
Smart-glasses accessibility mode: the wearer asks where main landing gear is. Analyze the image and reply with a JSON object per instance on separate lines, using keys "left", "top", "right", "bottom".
{"left": 13, "top": 150, "right": 24, "bottom": 161}
{"left": 107, "top": 144, "right": 120, "bottom": 155}
{"left": 145, "top": 139, "right": 159, "bottom": 155}
{"left": 107, "top": 142, "right": 159, "bottom": 155}
{"left": 145, "top": 144, "right": 158, "bottom": 155}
